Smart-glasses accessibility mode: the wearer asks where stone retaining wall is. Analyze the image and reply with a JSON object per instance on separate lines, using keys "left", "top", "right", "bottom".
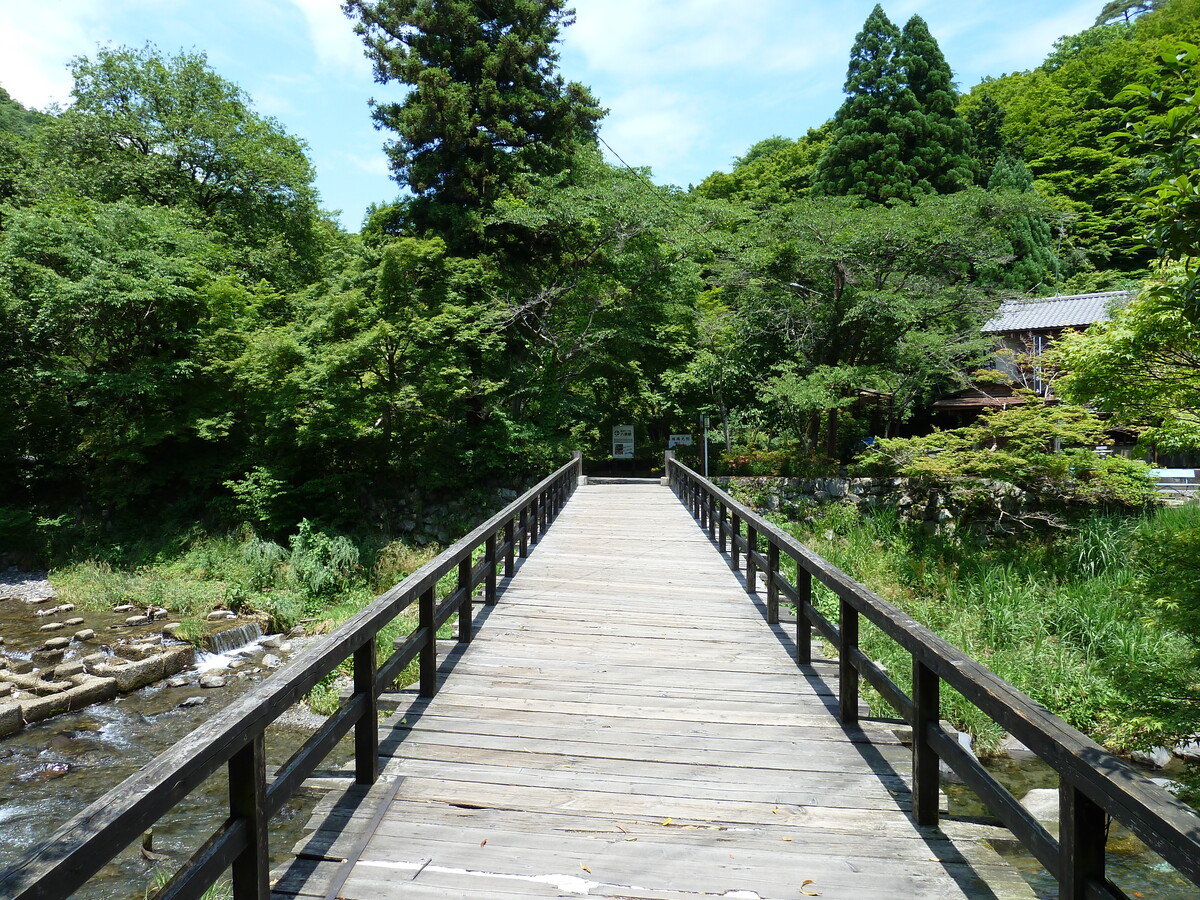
{"left": 712, "top": 475, "right": 1040, "bottom": 536}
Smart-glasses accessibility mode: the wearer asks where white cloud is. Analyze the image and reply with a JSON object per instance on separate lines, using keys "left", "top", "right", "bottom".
{"left": 344, "top": 150, "right": 391, "bottom": 177}
{"left": 285, "top": 0, "right": 371, "bottom": 79}
{"left": 0, "top": 0, "right": 106, "bottom": 107}
{"left": 599, "top": 85, "right": 707, "bottom": 185}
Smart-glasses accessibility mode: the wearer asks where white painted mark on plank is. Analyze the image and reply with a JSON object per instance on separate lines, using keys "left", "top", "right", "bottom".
{"left": 356, "top": 859, "right": 600, "bottom": 894}
{"left": 357, "top": 860, "right": 781, "bottom": 899}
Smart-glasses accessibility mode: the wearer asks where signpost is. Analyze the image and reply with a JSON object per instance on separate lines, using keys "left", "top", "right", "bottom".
{"left": 612, "top": 425, "right": 634, "bottom": 459}
{"left": 668, "top": 434, "right": 693, "bottom": 449}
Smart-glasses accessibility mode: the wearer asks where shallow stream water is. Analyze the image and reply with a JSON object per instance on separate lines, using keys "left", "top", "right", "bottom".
{"left": 0, "top": 642, "right": 350, "bottom": 900}
{"left": 944, "top": 753, "right": 1199, "bottom": 899}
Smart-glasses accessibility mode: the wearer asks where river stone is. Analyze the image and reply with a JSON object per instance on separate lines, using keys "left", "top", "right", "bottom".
{"left": 0, "top": 702, "right": 24, "bottom": 738}
{"left": 112, "top": 604, "right": 136, "bottom": 613}
{"left": 32, "top": 648, "right": 66, "bottom": 667}
{"left": 227, "top": 659, "right": 246, "bottom": 670}
{"left": 149, "top": 607, "right": 169, "bottom": 620}
{"left": 114, "top": 642, "right": 159, "bottom": 662}
{"left": 166, "top": 676, "right": 193, "bottom": 688}
{"left": 124, "top": 615, "right": 150, "bottom": 627}
{"left": 53, "top": 663, "right": 85, "bottom": 680}
{"left": 278, "top": 642, "right": 293, "bottom": 654}
{"left": 207, "top": 610, "right": 236, "bottom": 621}
{"left": 260, "top": 635, "right": 283, "bottom": 649}
{"left": 179, "top": 696, "right": 207, "bottom": 708}
{"left": 0, "top": 682, "right": 11, "bottom": 698}
{"left": 92, "top": 655, "right": 165, "bottom": 693}
{"left": 1173, "top": 741, "right": 1200, "bottom": 762}
{"left": 39, "top": 622, "right": 65, "bottom": 632}
{"left": 1131, "top": 746, "right": 1172, "bottom": 769}
{"left": 42, "top": 637, "right": 71, "bottom": 651}
{"left": 999, "top": 734, "right": 1033, "bottom": 758}
{"left": 8, "top": 659, "right": 33, "bottom": 675}
{"left": 1020, "top": 788, "right": 1060, "bottom": 825}
{"left": 74, "top": 630, "right": 95, "bottom": 642}
{"left": 64, "top": 617, "right": 84, "bottom": 627}
{"left": 262, "top": 654, "right": 282, "bottom": 670}
{"left": 199, "top": 675, "right": 227, "bottom": 689}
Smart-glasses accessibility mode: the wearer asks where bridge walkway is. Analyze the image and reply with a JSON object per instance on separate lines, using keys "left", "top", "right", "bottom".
{"left": 272, "top": 482, "right": 1033, "bottom": 899}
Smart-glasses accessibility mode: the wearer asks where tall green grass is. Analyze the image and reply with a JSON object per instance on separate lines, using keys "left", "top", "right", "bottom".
{"left": 771, "top": 504, "right": 1199, "bottom": 754}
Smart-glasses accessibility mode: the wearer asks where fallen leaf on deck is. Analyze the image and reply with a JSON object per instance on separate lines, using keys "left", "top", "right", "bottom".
{"left": 480, "top": 840, "right": 487, "bottom": 847}
{"left": 801, "top": 879, "right": 820, "bottom": 896}
{"left": 781, "top": 836, "right": 792, "bottom": 841}
{"left": 580, "top": 864, "right": 591, "bottom": 873}
{"left": 661, "top": 817, "right": 672, "bottom": 826}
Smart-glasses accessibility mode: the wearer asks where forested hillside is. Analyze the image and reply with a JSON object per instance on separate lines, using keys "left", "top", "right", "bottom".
{"left": 1, "top": 0, "right": 1197, "bottom": 551}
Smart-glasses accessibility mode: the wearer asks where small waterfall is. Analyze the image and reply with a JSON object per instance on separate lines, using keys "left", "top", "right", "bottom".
{"left": 202, "top": 622, "right": 262, "bottom": 654}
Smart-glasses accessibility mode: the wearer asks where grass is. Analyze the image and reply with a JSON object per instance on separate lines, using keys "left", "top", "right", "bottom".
{"left": 48, "top": 525, "right": 447, "bottom": 713}
{"left": 756, "top": 501, "right": 1200, "bottom": 755}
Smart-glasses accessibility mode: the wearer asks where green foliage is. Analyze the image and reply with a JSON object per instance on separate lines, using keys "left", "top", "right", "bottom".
{"left": 778, "top": 506, "right": 1198, "bottom": 752}
{"left": 693, "top": 130, "right": 829, "bottom": 204}
{"left": 51, "top": 45, "right": 325, "bottom": 287}
{"left": 853, "top": 399, "right": 1157, "bottom": 507}
{"left": 1118, "top": 40, "right": 1200, "bottom": 321}
{"left": 1053, "top": 280, "right": 1200, "bottom": 450}
{"left": 287, "top": 519, "right": 361, "bottom": 599}
{"left": 343, "top": 0, "right": 604, "bottom": 251}
{"left": 1129, "top": 503, "right": 1200, "bottom": 641}
{"left": 815, "top": 6, "right": 974, "bottom": 202}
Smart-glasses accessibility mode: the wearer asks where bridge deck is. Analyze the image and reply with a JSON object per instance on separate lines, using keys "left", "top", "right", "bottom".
{"left": 274, "top": 483, "right": 1033, "bottom": 899}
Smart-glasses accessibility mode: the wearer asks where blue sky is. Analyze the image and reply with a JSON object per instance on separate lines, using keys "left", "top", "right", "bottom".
{"left": 0, "top": 0, "right": 1099, "bottom": 232}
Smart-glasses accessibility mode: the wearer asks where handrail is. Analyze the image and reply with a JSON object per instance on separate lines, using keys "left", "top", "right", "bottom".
{"left": 0, "top": 453, "right": 584, "bottom": 900}
{"left": 665, "top": 452, "right": 1200, "bottom": 900}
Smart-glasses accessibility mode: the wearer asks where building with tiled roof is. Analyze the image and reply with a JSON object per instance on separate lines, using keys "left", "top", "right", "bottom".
{"left": 981, "top": 291, "right": 1131, "bottom": 334}
{"left": 934, "top": 291, "right": 1132, "bottom": 418}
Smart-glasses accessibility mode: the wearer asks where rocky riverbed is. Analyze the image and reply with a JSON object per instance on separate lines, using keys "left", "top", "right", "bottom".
{"left": 0, "top": 568, "right": 296, "bottom": 739}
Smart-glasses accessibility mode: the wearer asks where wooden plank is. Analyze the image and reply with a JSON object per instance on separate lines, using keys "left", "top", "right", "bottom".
{"left": 277, "top": 483, "right": 1036, "bottom": 900}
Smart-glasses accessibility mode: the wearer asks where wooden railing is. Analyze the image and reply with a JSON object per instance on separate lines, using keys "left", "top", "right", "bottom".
{"left": 666, "top": 452, "right": 1200, "bottom": 900}
{"left": 0, "top": 453, "right": 583, "bottom": 900}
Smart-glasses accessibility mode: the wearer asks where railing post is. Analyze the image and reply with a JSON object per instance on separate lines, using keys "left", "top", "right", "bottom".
{"left": 839, "top": 598, "right": 859, "bottom": 725}
{"left": 912, "top": 659, "right": 939, "bottom": 827}
{"left": 519, "top": 505, "right": 530, "bottom": 557}
{"left": 766, "top": 541, "right": 780, "bottom": 624}
{"left": 228, "top": 735, "right": 269, "bottom": 900}
{"left": 504, "top": 517, "right": 515, "bottom": 576}
{"left": 731, "top": 512, "right": 741, "bottom": 571}
{"left": 706, "top": 493, "right": 716, "bottom": 540}
{"left": 485, "top": 533, "right": 498, "bottom": 605}
{"left": 573, "top": 449, "right": 583, "bottom": 486}
{"left": 664, "top": 449, "right": 674, "bottom": 488}
{"left": 796, "top": 567, "right": 812, "bottom": 666}
{"left": 1060, "top": 784, "right": 1108, "bottom": 900}
{"left": 717, "top": 500, "right": 727, "bottom": 553}
{"left": 745, "top": 525, "right": 758, "bottom": 593}
{"left": 419, "top": 586, "right": 437, "bottom": 698}
{"left": 458, "top": 556, "right": 473, "bottom": 642}
{"left": 354, "top": 640, "right": 379, "bottom": 784}
{"left": 530, "top": 494, "right": 541, "bottom": 544}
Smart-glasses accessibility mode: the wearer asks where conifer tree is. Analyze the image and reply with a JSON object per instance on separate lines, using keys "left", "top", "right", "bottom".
{"left": 813, "top": 4, "right": 922, "bottom": 202}
{"left": 898, "top": 15, "right": 976, "bottom": 193}
{"left": 343, "top": 0, "right": 604, "bottom": 252}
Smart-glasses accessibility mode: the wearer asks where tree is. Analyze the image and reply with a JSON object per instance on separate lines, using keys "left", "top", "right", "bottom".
{"left": 706, "top": 190, "right": 1032, "bottom": 457}
{"left": 47, "top": 46, "right": 325, "bottom": 288}
{"left": 1119, "top": 41, "right": 1200, "bottom": 321}
{"left": 813, "top": 5, "right": 920, "bottom": 203}
{"left": 898, "top": 15, "right": 975, "bottom": 194}
{"left": 343, "top": 0, "right": 604, "bottom": 251}
{"left": 1054, "top": 279, "right": 1200, "bottom": 452}
{"left": 1095, "top": 0, "right": 1164, "bottom": 25}
{"left": 693, "top": 129, "right": 829, "bottom": 204}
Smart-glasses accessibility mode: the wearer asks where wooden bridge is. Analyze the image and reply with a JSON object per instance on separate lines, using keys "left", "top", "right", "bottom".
{"left": 2, "top": 455, "right": 1199, "bottom": 900}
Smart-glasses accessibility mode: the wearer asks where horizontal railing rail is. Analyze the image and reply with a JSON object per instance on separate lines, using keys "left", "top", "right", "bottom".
{"left": 0, "top": 453, "right": 583, "bottom": 900}
{"left": 666, "top": 452, "right": 1200, "bottom": 900}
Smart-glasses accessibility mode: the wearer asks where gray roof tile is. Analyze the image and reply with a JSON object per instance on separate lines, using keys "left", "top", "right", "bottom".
{"left": 982, "top": 291, "right": 1131, "bottom": 333}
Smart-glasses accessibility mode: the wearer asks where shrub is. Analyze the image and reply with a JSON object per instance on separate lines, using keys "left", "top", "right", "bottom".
{"left": 287, "top": 519, "right": 362, "bottom": 599}
{"left": 852, "top": 399, "right": 1155, "bottom": 511}
{"left": 1130, "top": 503, "right": 1200, "bottom": 643}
